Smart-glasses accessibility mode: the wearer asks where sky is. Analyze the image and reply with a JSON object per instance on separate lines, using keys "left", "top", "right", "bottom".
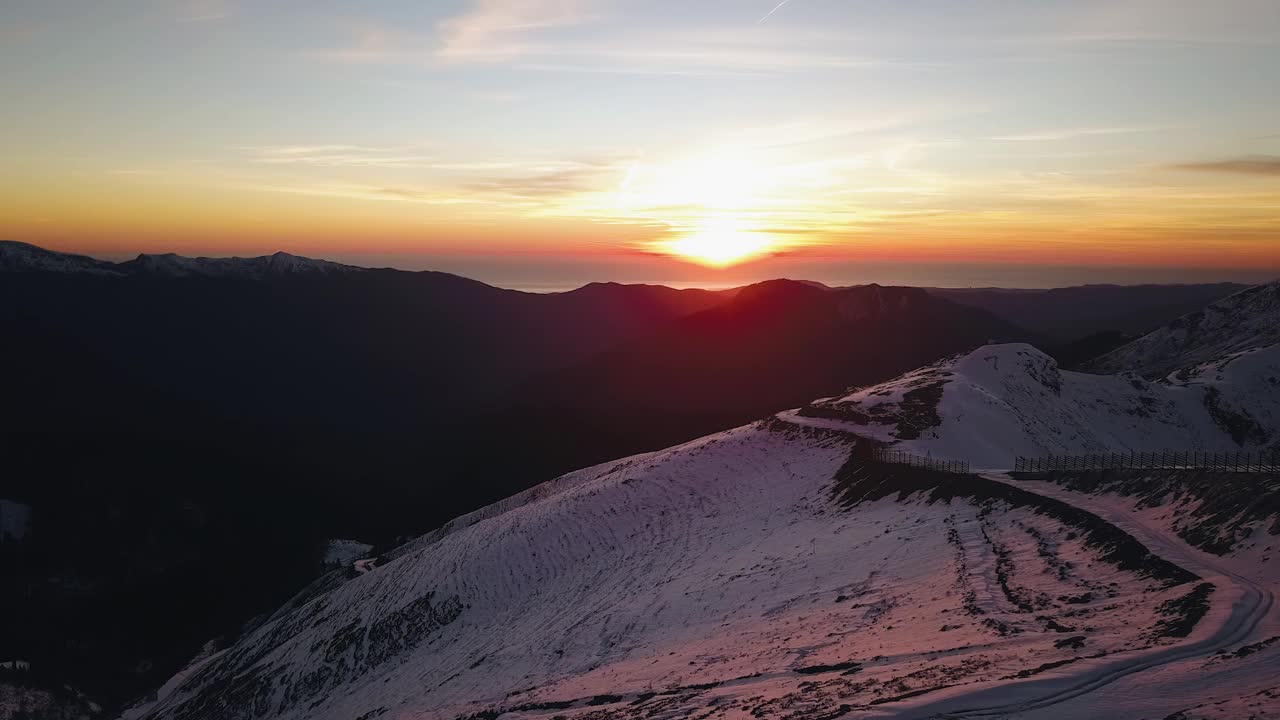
{"left": 2, "top": 0, "right": 1279, "bottom": 289}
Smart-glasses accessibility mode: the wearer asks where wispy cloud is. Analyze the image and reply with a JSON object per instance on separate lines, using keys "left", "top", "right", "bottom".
{"left": 242, "top": 145, "right": 439, "bottom": 168}
{"left": 462, "top": 156, "right": 630, "bottom": 199}
{"left": 177, "top": 0, "right": 231, "bottom": 23}
{"left": 436, "top": 0, "right": 592, "bottom": 62}
{"left": 1171, "top": 156, "right": 1280, "bottom": 176}
{"left": 516, "top": 62, "right": 770, "bottom": 79}
{"left": 242, "top": 182, "right": 492, "bottom": 206}
{"left": 318, "top": 8, "right": 910, "bottom": 75}
{"left": 989, "top": 127, "right": 1161, "bottom": 142}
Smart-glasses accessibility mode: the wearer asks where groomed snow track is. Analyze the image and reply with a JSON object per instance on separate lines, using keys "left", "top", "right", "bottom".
{"left": 885, "top": 473, "right": 1275, "bottom": 719}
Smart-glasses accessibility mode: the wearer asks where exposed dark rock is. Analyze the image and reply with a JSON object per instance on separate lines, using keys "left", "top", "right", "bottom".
{"left": 832, "top": 448, "right": 1199, "bottom": 587}
{"left": 1033, "top": 468, "right": 1280, "bottom": 554}
{"left": 1151, "top": 583, "right": 1216, "bottom": 640}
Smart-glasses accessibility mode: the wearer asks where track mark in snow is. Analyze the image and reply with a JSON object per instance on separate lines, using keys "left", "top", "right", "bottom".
{"left": 890, "top": 473, "right": 1276, "bottom": 719}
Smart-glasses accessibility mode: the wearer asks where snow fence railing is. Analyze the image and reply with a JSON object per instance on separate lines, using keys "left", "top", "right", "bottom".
{"left": 1013, "top": 450, "right": 1280, "bottom": 474}
{"left": 871, "top": 448, "right": 971, "bottom": 475}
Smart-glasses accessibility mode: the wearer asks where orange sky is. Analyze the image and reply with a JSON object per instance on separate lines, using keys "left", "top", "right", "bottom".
{"left": 2, "top": 1, "right": 1279, "bottom": 286}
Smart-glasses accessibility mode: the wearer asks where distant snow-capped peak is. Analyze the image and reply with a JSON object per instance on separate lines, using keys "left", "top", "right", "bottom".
{"left": 0, "top": 240, "right": 123, "bottom": 275}
{"left": 0, "top": 241, "right": 362, "bottom": 279}
{"left": 122, "top": 251, "right": 361, "bottom": 278}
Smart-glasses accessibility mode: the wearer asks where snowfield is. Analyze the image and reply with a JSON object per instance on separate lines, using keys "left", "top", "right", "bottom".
{"left": 797, "top": 343, "right": 1280, "bottom": 469}
{"left": 126, "top": 417, "right": 1280, "bottom": 720}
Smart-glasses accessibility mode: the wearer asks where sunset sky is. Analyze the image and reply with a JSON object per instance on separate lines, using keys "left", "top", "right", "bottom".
{"left": 3, "top": 0, "right": 1279, "bottom": 289}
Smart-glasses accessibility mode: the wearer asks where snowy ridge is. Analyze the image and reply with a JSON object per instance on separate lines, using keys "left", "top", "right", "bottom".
{"left": 121, "top": 251, "right": 361, "bottom": 278}
{"left": 0, "top": 240, "right": 122, "bottom": 275}
{"left": 0, "top": 241, "right": 361, "bottom": 279}
{"left": 797, "top": 343, "right": 1280, "bottom": 468}
{"left": 1089, "top": 280, "right": 1280, "bottom": 377}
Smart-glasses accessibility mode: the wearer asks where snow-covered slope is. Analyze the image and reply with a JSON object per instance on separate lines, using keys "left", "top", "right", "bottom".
{"left": 126, "top": 412, "right": 1280, "bottom": 720}
{"left": 1089, "top": 280, "right": 1280, "bottom": 377}
{"left": 796, "top": 343, "right": 1280, "bottom": 468}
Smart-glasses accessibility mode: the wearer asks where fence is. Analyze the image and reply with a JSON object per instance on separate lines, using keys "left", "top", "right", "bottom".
{"left": 871, "top": 448, "right": 970, "bottom": 475}
{"left": 1013, "top": 450, "right": 1280, "bottom": 474}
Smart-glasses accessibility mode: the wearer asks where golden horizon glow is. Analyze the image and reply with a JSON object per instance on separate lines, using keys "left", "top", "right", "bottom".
{"left": 2, "top": 2, "right": 1279, "bottom": 285}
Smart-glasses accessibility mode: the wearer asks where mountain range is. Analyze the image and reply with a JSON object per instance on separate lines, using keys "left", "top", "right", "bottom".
{"left": 121, "top": 279, "right": 1280, "bottom": 720}
{"left": 0, "top": 240, "right": 1273, "bottom": 718}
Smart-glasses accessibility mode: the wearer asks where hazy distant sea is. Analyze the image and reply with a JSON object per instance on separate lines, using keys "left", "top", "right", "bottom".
{"left": 421, "top": 260, "right": 1280, "bottom": 293}
{"left": 95, "top": 250, "right": 1280, "bottom": 293}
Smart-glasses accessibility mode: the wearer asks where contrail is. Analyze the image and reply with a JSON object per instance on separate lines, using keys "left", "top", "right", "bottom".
{"left": 757, "top": 0, "right": 792, "bottom": 23}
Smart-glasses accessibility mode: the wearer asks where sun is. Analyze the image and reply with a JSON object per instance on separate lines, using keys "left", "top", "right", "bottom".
{"left": 618, "top": 147, "right": 783, "bottom": 267}
{"left": 658, "top": 216, "right": 775, "bottom": 267}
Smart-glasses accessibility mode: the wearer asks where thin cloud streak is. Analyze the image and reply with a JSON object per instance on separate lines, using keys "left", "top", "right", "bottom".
{"left": 242, "top": 145, "right": 440, "bottom": 169}
{"left": 990, "top": 127, "right": 1163, "bottom": 142}
{"left": 517, "top": 62, "right": 772, "bottom": 78}
{"left": 317, "top": 31, "right": 911, "bottom": 74}
{"left": 176, "top": 0, "right": 231, "bottom": 23}
{"left": 1171, "top": 156, "right": 1280, "bottom": 176}
{"left": 757, "top": 1, "right": 793, "bottom": 24}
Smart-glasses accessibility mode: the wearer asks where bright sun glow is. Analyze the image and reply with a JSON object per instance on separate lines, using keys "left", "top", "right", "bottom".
{"left": 613, "top": 147, "right": 785, "bottom": 267}
{"left": 657, "top": 216, "right": 775, "bottom": 267}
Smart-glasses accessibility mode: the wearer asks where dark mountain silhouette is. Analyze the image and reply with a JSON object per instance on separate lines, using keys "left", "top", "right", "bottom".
{"left": 0, "top": 254, "right": 728, "bottom": 432}
{"left": 517, "top": 280, "right": 1032, "bottom": 418}
{"left": 928, "top": 283, "right": 1246, "bottom": 341}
